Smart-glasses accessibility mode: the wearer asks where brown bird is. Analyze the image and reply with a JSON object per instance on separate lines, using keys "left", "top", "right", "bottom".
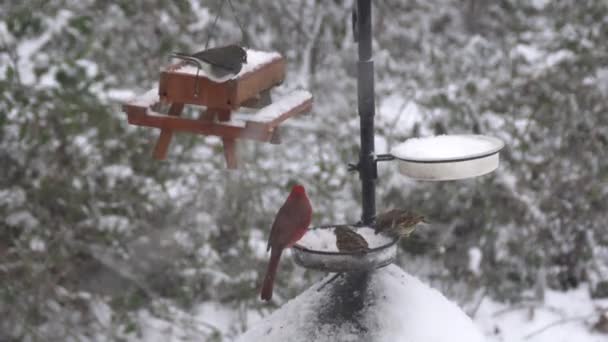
{"left": 374, "top": 209, "right": 426, "bottom": 238}
{"left": 260, "top": 185, "right": 312, "bottom": 301}
{"left": 334, "top": 225, "right": 370, "bottom": 253}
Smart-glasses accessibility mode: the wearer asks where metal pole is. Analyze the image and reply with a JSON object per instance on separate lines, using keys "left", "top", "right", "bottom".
{"left": 356, "top": 0, "right": 376, "bottom": 225}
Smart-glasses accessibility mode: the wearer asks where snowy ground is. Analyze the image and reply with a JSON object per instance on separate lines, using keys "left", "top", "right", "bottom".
{"left": 129, "top": 272, "right": 607, "bottom": 342}
{"left": 476, "top": 286, "right": 608, "bottom": 342}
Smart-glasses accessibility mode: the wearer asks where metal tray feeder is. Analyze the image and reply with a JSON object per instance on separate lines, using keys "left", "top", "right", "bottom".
{"left": 389, "top": 134, "right": 505, "bottom": 181}
{"left": 292, "top": 226, "right": 398, "bottom": 273}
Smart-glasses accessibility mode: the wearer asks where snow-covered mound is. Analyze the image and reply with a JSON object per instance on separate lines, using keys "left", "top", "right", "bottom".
{"left": 236, "top": 265, "right": 484, "bottom": 342}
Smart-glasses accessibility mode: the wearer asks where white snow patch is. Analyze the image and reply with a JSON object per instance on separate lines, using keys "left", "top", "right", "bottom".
{"left": 194, "top": 302, "right": 239, "bottom": 333}
{"left": 98, "top": 215, "right": 130, "bottom": 234}
{"left": 496, "top": 169, "right": 547, "bottom": 223}
{"left": 75, "top": 59, "right": 98, "bottom": 78}
{"left": 468, "top": 247, "right": 482, "bottom": 276}
{"left": 103, "top": 164, "right": 134, "bottom": 187}
{"left": 247, "top": 90, "right": 312, "bottom": 123}
{"left": 128, "top": 88, "right": 159, "bottom": 107}
{"left": 90, "top": 300, "right": 113, "bottom": 327}
{"left": 6, "top": 210, "right": 39, "bottom": 229}
{"left": 0, "top": 22, "right": 14, "bottom": 45}
{"left": 173, "top": 231, "right": 194, "bottom": 251}
{"left": 29, "top": 236, "right": 46, "bottom": 252}
{"left": 375, "top": 135, "right": 388, "bottom": 154}
{"left": 0, "top": 187, "right": 27, "bottom": 208}
{"left": 16, "top": 9, "right": 73, "bottom": 86}
{"left": 237, "top": 265, "right": 484, "bottom": 342}
{"left": 531, "top": 0, "right": 550, "bottom": 10}
{"left": 545, "top": 50, "right": 575, "bottom": 68}
{"left": 243, "top": 50, "right": 282, "bottom": 74}
{"left": 73, "top": 134, "right": 95, "bottom": 156}
{"left": 378, "top": 95, "right": 424, "bottom": 133}
{"left": 475, "top": 285, "right": 608, "bottom": 342}
{"left": 107, "top": 88, "right": 137, "bottom": 103}
{"left": 513, "top": 44, "right": 544, "bottom": 64}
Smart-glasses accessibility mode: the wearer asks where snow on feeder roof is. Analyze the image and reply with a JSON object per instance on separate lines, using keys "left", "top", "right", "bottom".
{"left": 389, "top": 134, "right": 504, "bottom": 181}
{"left": 173, "top": 49, "right": 282, "bottom": 83}
{"left": 237, "top": 265, "right": 484, "bottom": 342}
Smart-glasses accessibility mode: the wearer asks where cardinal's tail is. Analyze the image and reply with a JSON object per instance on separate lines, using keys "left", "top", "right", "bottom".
{"left": 260, "top": 248, "right": 283, "bottom": 301}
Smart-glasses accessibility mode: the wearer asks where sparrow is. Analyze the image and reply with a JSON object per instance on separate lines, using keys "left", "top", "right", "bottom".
{"left": 334, "top": 225, "right": 370, "bottom": 253}
{"left": 260, "top": 185, "right": 312, "bottom": 301}
{"left": 374, "top": 209, "right": 426, "bottom": 238}
{"left": 170, "top": 44, "right": 247, "bottom": 79}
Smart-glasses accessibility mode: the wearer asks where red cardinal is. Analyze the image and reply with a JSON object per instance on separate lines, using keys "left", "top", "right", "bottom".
{"left": 260, "top": 184, "right": 312, "bottom": 301}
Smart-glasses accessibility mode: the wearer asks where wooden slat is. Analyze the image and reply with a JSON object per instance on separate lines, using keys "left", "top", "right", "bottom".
{"left": 199, "top": 109, "right": 216, "bottom": 122}
{"left": 124, "top": 108, "right": 273, "bottom": 142}
{"left": 245, "top": 95, "right": 313, "bottom": 131}
{"left": 240, "top": 88, "right": 273, "bottom": 109}
{"left": 198, "top": 108, "right": 232, "bottom": 122}
{"left": 216, "top": 108, "right": 231, "bottom": 122}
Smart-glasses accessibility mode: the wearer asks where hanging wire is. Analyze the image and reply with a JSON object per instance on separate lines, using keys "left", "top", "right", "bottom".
{"left": 194, "top": 0, "right": 225, "bottom": 97}
{"left": 204, "top": 0, "right": 226, "bottom": 50}
{"left": 204, "top": 0, "right": 247, "bottom": 49}
{"left": 194, "top": 0, "right": 248, "bottom": 97}
{"left": 227, "top": 0, "right": 247, "bottom": 47}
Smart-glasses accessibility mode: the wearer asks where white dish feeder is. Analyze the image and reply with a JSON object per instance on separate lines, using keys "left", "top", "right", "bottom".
{"left": 389, "top": 134, "right": 505, "bottom": 181}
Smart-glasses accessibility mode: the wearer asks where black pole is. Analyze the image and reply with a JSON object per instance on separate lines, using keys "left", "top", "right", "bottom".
{"left": 356, "top": 0, "right": 376, "bottom": 225}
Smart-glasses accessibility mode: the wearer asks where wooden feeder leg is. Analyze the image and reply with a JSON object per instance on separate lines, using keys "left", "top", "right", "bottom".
{"left": 222, "top": 138, "right": 238, "bottom": 169}
{"left": 216, "top": 108, "right": 231, "bottom": 122}
{"left": 153, "top": 103, "right": 184, "bottom": 160}
{"left": 199, "top": 108, "right": 215, "bottom": 122}
{"left": 270, "top": 127, "right": 281, "bottom": 144}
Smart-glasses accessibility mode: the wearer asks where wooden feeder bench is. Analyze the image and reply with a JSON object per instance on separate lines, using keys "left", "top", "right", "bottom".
{"left": 122, "top": 50, "right": 313, "bottom": 169}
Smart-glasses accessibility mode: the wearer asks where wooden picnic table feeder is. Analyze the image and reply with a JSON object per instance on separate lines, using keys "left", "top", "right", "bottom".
{"left": 122, "top": 49, "right": 313, "bottom": 169}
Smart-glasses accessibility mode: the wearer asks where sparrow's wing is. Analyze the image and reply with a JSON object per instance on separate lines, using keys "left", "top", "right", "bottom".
{"left": 335, "top": 226, "right": 369, "bottom": 252}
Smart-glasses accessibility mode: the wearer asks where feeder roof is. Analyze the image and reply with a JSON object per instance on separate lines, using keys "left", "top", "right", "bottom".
{"left": 237, "top": 265, "right": 484, "bottom": 342}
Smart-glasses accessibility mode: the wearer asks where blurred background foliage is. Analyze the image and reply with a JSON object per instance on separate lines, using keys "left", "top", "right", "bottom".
{"left": 1, "top": 0, "right": 607, "bottom": 340}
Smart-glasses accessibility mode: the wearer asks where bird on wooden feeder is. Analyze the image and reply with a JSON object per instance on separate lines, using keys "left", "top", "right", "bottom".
{"left": 170, "top": 44, "right": 247, "bottom": 79}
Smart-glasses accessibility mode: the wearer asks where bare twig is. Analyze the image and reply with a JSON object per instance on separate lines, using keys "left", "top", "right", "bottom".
{"left": 491, "top": 302, "right": 563, "bottom": 318}
{"left": 523, "top": 314, "right": 593, "bottom": 340}
{"left": 469, "top": 287, "right": 487, "bottom": 318}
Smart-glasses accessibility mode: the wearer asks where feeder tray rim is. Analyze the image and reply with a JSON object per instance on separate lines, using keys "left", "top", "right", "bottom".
{"left": 292, "top": 224, "right": 399, "bottom": 256}
{"left": 390, "top": 134, "right": 504, "bottom": 164}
